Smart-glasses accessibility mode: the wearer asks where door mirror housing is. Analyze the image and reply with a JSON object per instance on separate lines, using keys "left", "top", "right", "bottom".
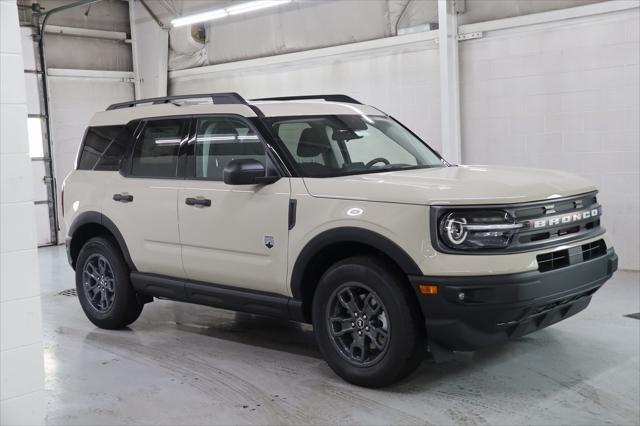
{"left": 223, "top": 159, "right": 279, "bottom": 185}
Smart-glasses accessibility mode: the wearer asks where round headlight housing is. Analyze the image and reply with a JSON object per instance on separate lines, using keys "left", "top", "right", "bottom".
{"left": 438, "top": 210, "right": 522, "bottom": 250}
{"left": 443, "top": 214, "right": 468, "bottom": 245}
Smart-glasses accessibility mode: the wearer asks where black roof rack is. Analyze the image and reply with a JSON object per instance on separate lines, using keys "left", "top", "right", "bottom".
{"left": 106, "top": 92, "right": 248, "bottom": 111}
{"left": 251, "top": 94, "right": 362, "bottom": 105}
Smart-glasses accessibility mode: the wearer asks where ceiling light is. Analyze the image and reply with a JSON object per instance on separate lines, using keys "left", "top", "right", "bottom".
{"left": 171, "top": 0, "right": 292, "bottom": 27}
{"left": 227, "top": 0, "right": 291, "bottom": 16}
{"left": 171, "top": 9, "right": 227, "bottom": 27}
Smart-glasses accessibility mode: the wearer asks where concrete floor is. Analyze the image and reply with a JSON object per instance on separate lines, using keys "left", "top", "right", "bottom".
{"left": 39, "top": 245, "right": 639, "bottom": 425}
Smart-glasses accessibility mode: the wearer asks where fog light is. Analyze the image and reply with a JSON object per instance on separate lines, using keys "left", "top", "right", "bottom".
{"left": 419, "top": 285, "right": 438, "bottom": 295}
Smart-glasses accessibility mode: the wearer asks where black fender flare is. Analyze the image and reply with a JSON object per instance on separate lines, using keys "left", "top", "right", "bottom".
{"left": 290, "top": 227, "right": 422, "bottom": 299}
{"left": 68, "top": 211, "right": 136, "bottom": 271}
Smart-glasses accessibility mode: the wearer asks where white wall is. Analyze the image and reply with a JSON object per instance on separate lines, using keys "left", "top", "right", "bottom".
{"left": 48, "top": 77, "right": 135, "bottom": 238}
{"left": 170, "top": 35, "right": 442, "bottom": 152}
{"left": 0, "top": 0, "right": 45, "bottom": 424}
{"left": 460, "top": 8, "right": 640, "bottom": 270}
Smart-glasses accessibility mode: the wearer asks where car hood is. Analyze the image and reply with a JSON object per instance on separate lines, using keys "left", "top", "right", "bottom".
{"left": 302, "top": 165, "right": 597, "bottom": 205}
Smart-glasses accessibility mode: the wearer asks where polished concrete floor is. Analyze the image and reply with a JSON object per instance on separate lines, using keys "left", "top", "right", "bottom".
{"left": 39, "top": 245, "right": 639, "bottom": 425}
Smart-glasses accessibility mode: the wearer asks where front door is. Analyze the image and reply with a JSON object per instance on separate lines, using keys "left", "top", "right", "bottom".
{"left": 178, "top": 115, "right": 291, "bottom": 295}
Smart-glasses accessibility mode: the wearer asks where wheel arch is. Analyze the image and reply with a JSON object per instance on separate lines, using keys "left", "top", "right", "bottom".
{"left": 290, "top": 227, "right": 422, "bottom": 322}
{"left": 68, "top": 211, "right": 136, "bottom": 271}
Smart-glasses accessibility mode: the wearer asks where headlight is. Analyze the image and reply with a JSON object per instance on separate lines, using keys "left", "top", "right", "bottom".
{"left": 438, "top": 210, "right": 523, "bottom": 250}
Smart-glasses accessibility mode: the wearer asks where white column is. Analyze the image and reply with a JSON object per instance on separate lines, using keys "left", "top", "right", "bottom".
{"left": 438, "top": 0, "right": 462, "bottom": 164}
{"left": 129, "top": 0, "right": 169, "bottom": 99}
{"left": 0, "top": 0, "right": 45, "bottom": 425}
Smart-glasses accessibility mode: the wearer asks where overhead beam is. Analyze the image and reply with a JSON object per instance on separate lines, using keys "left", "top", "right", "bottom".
{"left": 44, "top": 25, "right": 128, "bottom": 41}
{"left": 438, "top": 0, "right": 462, "bottom": 164}
{"left": 47, "top": 68, "right": 135, "bottom": 81}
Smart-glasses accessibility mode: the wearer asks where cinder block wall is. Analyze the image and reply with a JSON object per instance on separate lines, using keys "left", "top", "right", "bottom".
{"left": 0, "top": 0, "right": 45, "bottom": 424}
{"left": 460, "top": 9, "right": 639, "bottom": 270}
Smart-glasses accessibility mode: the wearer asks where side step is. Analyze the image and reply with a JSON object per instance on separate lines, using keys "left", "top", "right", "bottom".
{"left": 130, "top": 272, "right": 305, "bottom": 322}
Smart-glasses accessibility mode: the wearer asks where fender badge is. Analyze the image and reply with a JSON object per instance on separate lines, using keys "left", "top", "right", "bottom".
{"left": 264, "top": 236, "right": 274, "bottom": 249}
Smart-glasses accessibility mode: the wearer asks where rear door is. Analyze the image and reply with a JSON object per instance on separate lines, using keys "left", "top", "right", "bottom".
{"left": 178, "top": 115, "right": 291, "bottom": 295}
{"left": 102, "top": 117, "right": 188, "bottom": 278}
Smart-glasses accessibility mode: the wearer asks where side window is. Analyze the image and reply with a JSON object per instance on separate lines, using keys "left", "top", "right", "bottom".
{"left": 131, "top": 119, "right": 184, "bottom": 178}
{"left": 77, "top": 125, "right": 124, "bottom": 170}
{"left": 94, "top": 123, "right": 136, "bottom": 171}
{"left": 194, "top": 117, "right": 265, "bottom": 180}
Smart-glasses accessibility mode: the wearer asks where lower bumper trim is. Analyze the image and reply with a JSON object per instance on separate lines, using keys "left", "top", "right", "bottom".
{"left": 410, "top": 249, "right": 617, "bottom": 351}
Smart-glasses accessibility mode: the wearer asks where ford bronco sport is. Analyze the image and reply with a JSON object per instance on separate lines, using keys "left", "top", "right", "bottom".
{"left": 64, "top": 93, "right": 618, "bottom": 387}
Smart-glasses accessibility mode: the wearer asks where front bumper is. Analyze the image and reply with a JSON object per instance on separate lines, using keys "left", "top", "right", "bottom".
{"left": 409, "top": 248, "right": 618, "bottom": 351}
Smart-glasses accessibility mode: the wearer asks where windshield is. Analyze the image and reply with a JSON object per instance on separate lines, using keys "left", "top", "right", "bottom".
{"left": 265, "top": 115, "right": 446, "bottom": 177}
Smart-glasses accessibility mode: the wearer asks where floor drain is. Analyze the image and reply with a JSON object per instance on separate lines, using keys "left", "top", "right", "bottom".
{"left": 624, "top": 313, "right": 640, "bottom": 320}
{"left": 58, "top": 288, "right": 77, "bottom": 297}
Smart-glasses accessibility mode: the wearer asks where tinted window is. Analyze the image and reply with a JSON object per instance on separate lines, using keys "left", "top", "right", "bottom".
{"left": 194, "top": 117, "right": 265, "bottom": 180}
{"left": 77, "top": 126, "right": 124, "bottom": 170}
{"left": 94, "top": 123, "right": 136, "bottom": 171}
{"left": 131, "top": 119, "right": 184, "bottom": 178}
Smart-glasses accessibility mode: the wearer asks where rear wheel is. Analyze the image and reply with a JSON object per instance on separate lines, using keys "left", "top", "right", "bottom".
{"left": 75, "top": 236, "right": 143, "bottom": 329}
{"left": 312, "top": 256, "right": 425, "bottom": 387}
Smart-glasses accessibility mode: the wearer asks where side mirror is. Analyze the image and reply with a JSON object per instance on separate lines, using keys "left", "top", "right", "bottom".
{"left": 223, "top": 159, "right": 279, "bottom": 185}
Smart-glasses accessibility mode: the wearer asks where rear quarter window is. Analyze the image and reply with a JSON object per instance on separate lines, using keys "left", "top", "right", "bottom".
{"left": 77, "top": 125, "right": 134, "bottom": 171}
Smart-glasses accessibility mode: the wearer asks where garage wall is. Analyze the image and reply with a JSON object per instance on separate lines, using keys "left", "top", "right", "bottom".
{"left": 25, "top": 0, "right": 137, "bottom": 241}
{"left": 460, "top": 7, "right": 640, "bottom": 270}
{"left": 48, "top": 77, "right": 135, "bottom": 237}
{"left": 1, "top": 0, "right": 45, "bottom": 424}
{"left": 170, "top": 36, "right": 442, "bottom": 152}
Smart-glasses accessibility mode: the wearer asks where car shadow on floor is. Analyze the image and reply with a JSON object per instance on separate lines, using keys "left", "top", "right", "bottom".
{"left": 86, "top": 298, "right": 634, "bottom": 400}
{"left": 136, "top": 301, "right": 323, "bottom": 359}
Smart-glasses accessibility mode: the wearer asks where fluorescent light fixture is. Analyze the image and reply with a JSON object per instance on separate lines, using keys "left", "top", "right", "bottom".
{"left": 227, "top": 0, "right": 291, "bottom": 16}
{"left": 171, "top": 0, "right": 292, "bottom": 27}
{"left": 171, "top": 9, "right": 228, "bottom": 27}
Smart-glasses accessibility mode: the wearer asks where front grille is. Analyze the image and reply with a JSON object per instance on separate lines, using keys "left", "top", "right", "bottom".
{"left": 582, "top": 239, "right": 607, "bottom": 261}
{"left": 537, "top": 250, "right": 570, "bottom": 272}
{"left": 431, "top": 192, "right": 605, "bottom": 254}
{"left": 537, "top": 238, "right": 607, "bottom": 272}
{"left": 513, "top": 193, "right": 602, "bottom": 250}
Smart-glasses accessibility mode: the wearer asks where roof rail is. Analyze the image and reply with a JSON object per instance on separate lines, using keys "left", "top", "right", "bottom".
{"left": 251, "top": 94, "right": 362, "bottom": 105}
{"left": 106, "top": 92, "right": 248, "bottom": 111}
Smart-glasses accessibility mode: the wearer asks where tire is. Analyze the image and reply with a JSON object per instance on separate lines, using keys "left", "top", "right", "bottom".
{"left": 75, "top": 236, "right": 143, "bottom": 329}
{"left": 312, "top": 256, "right": 425, "bottom": 387}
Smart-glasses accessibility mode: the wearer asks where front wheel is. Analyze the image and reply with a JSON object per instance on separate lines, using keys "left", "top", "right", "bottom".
{"left": 312, "top": 256, "right": 425, "bottom": 387}
{"left": 75, "top": 236, "right": 143, "bottom": 329}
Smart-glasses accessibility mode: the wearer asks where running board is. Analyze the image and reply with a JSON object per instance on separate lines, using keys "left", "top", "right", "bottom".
{"left": 130, "top": 272, "right": 305, "bottom": 322}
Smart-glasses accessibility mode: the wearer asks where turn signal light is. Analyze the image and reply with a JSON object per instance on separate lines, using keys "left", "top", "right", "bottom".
{"left": 419, "top": 284, "right": 438, "bottom": 295}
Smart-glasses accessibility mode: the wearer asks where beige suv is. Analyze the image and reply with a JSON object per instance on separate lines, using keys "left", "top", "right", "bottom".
{"left": 63, "top": 93, "right": 617, "bottom": 387}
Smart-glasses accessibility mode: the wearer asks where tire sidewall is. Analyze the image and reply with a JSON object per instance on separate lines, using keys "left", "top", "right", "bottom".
{"left": 75, "top": 236, "right": 139, "bottom": 328}
{"left": 313, "top": 257, "right": 423, "bottom": 387}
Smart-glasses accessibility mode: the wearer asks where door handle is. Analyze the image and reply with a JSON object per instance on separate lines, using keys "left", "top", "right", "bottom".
{"left": 185, "top": 197, "right": 211, "bottom": 207}
{"left": 113, "top": 193, "right": 133, "bottom": 203}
